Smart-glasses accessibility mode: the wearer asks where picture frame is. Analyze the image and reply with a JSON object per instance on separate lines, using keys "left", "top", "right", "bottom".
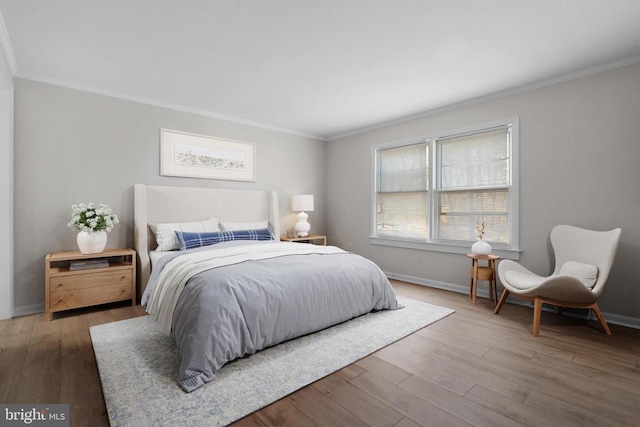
{"left": 160, "top": 128, "right": 255, "bottom": 182}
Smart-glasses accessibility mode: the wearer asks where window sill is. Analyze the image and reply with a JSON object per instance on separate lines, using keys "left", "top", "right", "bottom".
{"left": 369, "top": 236, "right": 521, "bottom": 260}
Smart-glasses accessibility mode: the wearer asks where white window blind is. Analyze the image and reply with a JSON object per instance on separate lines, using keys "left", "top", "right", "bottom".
{"left": 439, "top": 129, "right": 510, "bottom": 189}
{"left": 376, "top": 143, "right": 428, "bottom": 240}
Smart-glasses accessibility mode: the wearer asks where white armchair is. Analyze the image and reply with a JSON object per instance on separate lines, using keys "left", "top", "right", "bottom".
{"left": 494, "top": 225, "right": 621, "bottom": 336}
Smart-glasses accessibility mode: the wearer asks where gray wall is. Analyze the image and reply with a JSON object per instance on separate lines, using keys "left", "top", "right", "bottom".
{"left": 14, "top": 78, "right": 326, "bottom": 313}
{"left": 327, "top": 62, "right": 640, "bottom": 322}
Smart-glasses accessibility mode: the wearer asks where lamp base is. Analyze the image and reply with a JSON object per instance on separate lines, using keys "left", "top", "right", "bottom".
{"left": 295, "top": 211, "right": 310, "bottom": 238}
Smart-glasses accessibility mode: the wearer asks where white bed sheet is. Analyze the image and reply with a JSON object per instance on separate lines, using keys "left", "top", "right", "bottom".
{"left": 150, "top": 250, "right": 174, "bottom": 269}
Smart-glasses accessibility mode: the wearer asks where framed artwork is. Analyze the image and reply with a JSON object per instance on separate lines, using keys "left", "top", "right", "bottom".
{"left": 160, "top": 129, "right": 255, "bottom": 181}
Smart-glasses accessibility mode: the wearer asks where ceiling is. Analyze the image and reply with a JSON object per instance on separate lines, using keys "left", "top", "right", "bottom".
{"left": 1, "top": 1, "right": 639, "bottom": 140}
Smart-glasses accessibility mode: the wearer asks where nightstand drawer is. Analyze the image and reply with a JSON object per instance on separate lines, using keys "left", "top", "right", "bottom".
{"left": 49, "top": 283, "right": 132, "bottom": 311}
{"left": 50, "top": 269, "right": 133, "bottom": 292}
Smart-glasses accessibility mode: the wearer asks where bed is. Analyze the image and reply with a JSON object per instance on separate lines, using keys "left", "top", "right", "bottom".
{"left": 134, "top": 184, "right": 400, "bottom": 392}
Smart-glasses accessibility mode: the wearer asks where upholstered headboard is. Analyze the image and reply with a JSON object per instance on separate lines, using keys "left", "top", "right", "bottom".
{"left": 134, "top": 184, "right": 280, "bottom": 298}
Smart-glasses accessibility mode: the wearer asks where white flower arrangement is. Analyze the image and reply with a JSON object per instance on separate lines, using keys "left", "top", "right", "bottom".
{"left": 68, "top": 203, "right": 119, "bottom": 233}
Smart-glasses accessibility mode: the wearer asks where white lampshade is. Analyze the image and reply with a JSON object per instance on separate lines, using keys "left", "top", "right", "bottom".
{"left": 292, "top": 194, "right": 314, "bottom": 238}
{"left": 292, "top": 194, "right": 314, "bottom": 212}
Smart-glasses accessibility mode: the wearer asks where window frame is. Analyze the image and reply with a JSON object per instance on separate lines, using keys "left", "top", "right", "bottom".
{"left": 370, "top": 118, "right": 520, "bottom": 260}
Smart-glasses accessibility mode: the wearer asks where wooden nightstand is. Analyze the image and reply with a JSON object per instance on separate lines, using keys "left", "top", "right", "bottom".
{"left": 44, "top": 248, "right": 136, "bottom": 321}
{"left": 280, "top": 235, "right": 327, "bottom": 245}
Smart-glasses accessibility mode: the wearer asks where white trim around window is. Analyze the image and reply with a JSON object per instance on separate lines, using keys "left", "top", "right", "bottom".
{"left": 370, "top": 118, "right": 521, "bottom": 260}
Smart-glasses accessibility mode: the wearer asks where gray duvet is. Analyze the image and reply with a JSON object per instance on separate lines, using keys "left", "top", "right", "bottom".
{"left": 144, "top": 241, "right": 400, "bottom": 392}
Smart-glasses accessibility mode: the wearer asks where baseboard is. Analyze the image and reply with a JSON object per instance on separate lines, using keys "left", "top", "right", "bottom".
{"left": 385, "top": 271, "right": 640, "bottom": 330}
{"left": 12, "top": 303, "right": 44, "bottom": 318}
{"left": 598, "top": 312, "right": 640, "bottom": 330}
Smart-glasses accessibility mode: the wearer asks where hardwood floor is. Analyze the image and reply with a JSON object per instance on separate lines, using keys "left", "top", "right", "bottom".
{"left": 1, "top": 281, "right": 639, "bottom": 426}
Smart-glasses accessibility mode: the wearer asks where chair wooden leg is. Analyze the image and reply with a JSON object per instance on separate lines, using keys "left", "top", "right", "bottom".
{"left": 494, "top": 288, "right": 510, "bottom": 314}
{"left": 532, "top": 298, "right": 543, "bottom": 337}
{"left": 591, "top": 303, "right": 612, "bottom": 335}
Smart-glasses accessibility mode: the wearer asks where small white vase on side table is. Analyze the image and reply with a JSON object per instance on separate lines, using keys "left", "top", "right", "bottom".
{"left": 471, "top": 239, "right": 492, "bottom": 255}
{"left": 77, "top": 230, "right": 107, "bottom": 254}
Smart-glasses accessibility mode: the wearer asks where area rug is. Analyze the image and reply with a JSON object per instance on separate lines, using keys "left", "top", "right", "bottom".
{"left": 90, "top": 297, "right": 454, "bottom": 426}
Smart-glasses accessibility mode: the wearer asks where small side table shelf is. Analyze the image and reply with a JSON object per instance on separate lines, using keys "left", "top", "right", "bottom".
{"left": 280, "top": 235, "right": 327, "bottom": 245}
{"left": 44, "top": 248, "right": 136, "bottom": 321}
{"left": 467, "top": 253, "right": 500, "bottom": 305}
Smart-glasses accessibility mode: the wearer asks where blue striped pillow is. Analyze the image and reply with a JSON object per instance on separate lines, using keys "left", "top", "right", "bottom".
{"left": 175, "top": 228, "right": 273, "bottom": 251}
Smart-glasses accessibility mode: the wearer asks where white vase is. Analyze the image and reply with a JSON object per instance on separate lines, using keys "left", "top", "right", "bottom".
{"left": 471, "top": 239, "right": 492, "bottom": 255}
{"left": 77, "top": 230, "right": 107, "bottom": 254}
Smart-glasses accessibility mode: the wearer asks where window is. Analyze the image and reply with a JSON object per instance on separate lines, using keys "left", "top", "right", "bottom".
{"left": 372, "top": 119, "right": 519, "bottom": 258}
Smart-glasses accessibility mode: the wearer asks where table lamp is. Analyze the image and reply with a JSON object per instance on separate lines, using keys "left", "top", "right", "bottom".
{"left": 292, "top": 194, "right": 314, "bottom": 237}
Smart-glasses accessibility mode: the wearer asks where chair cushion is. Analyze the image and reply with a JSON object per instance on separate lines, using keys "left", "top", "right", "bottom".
{"left": 558, "top": 261, "right": 598, "bottom": 289}
{"left": 504, "top": 271, "right": 547, "bottom": 290}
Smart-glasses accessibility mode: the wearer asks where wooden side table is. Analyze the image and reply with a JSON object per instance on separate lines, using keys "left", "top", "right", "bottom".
{"left": 467, "top": 253, "right": 500, "bottom": 305}
{"left": 45, "top": 248, "right": 136, "bottom": 321}
{"left": 280, "top": 235, "right": 327, "bottom": 245}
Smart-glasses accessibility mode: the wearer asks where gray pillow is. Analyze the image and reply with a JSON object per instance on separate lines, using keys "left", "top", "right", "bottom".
{"left": 219, "top": 220, "right": 268, "bottom": 231}
{"left": 559, "top": 261, "right": 598, "bottom": 289}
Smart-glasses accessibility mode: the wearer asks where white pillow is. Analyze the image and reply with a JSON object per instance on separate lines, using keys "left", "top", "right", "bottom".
{"left": 219, "top": 220, "right": 269, "bottom": 231}
{"left": 559, "top": 261, "right": 599, "bottom": 289}
{"left": 149, "top": 218, "right": 220, "bottom": 251}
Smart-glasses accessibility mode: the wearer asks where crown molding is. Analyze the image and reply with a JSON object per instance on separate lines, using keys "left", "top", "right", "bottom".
{"left": 14, "top": 71, "right": 325, "bottom": 141}
{"left": 327, "top": 54, "right": 640, "bottom": 141}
